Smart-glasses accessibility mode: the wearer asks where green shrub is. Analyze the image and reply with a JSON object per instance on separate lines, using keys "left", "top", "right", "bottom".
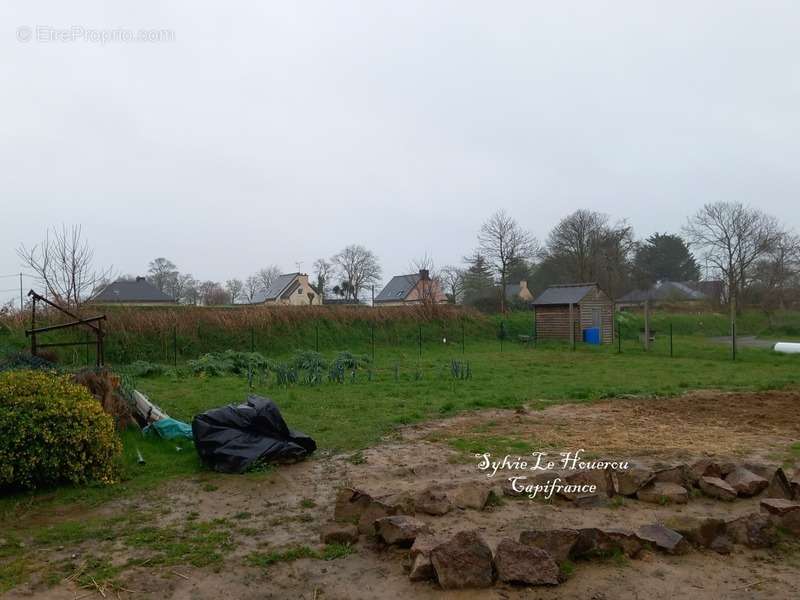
{"left": 332, "top": 351, "right": 370, "bottom": 370}
{"left": 0, "top": 370, "right": 122, "bottom": 490}
{"left": 187, "top": 351, "right": 269, "bottom": 376}
{"left": 127, "top": 360, "right": 164, "bottom": 378}
{"left": 291, "top": 350, "right": 327, "bottom": 371}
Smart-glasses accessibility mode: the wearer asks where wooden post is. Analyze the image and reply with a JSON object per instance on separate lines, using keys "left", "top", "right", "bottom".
{"left": 643, "top": 299, "right": 650, "bottom": 352}
{"left": 30, "top": 297, "right": 37, "bottom": 357}
{"left": 569, "top": 303, "right": 575, "bottom": 351}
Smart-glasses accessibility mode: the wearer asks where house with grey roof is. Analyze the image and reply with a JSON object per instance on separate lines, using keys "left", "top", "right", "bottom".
{"left": 505, "top": 280, "right": 534, "bottom": 303}
{"left": 89, "top": 277, "right": 175, "bottom": 305}
{"left": 249, "top": 273, "right": 320, "bottom": 306}
{"left": 617, "top": 280, "right": 707, "bottom": 308}
{"left": 532, "top": 283, "right": 614, "bottom": 344}
{"left": 374, "top": 269, "right": 447, "bottom": 306}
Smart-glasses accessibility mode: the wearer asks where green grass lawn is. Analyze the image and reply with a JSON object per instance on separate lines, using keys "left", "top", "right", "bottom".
{"left": 2, "top": 336, "right": 799, "bottom": 522}
{"left": 134, "top": 336, "right": 800, "bottom": 451}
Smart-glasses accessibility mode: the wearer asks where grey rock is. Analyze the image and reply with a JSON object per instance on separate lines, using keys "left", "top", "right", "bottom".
{"left": 637, "top": 481, "right": 689, "bottom": 505}
{"left": 766, "top": 468, "right": 795, "bottom": 500}
{"left": 494, "top": 539, "right": 560, "bottom": 586}
{"left": 334, "top": 487, "right": 373, "bottom": 522}
{"left": 559, "top": 469, "right": 611, "bottom": 501}
{"left": 450, "top": 483, "right": 490, "bottom": 510}
{"left": 760, "top": 498, "right": 800, "bottom": 516}
{"left": 573, "top": 528, "right": 642, "bottom": 559}
{"left": 320, "top": 522, "right": 359, "bottom": 545}
{"left": 709, "top": 535, "right": 733, "bottom": 554}
{"left": 357, "top": 498, "right": 398, "bottom": 534}
{"left": 687, "top": 459, "right": 722, "bottom": 484}
{"left": 726, "top": 513, "right": 777, "bottom": 548}
{"left": 637, "top": 524, "right": 690, "bottom": 555}
{"left": 725, "top": 468, "right": 768, "bottom": 497}
{"left": 519, "top": 528, "right": 580, "bottom": 563}
{"left": 409, "top": 553, "right": 435, "bottom": 581}
{"left": 611, "top": 465, "right": 654, "bottom": 496}
{"left": 698, "top": 476, "right": 737, "bottom": 501}
{"left": 415, "top": 486, "right": 452, "bottom": 516}
{"left": 430, "top": 530, "right": 494, "bottom": 590}
{"left": 376, "top": 515, "right": 431, "bottom": 546}
{"left": 662, "top": 515, "right": 726, "bottom": 548}
{"left": 652, "top": 464, "right": 688, "bottom": 486}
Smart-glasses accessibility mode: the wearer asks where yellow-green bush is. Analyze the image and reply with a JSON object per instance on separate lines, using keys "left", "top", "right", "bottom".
{"left": 0, "top": 370, "right": 122, "bottom": 490}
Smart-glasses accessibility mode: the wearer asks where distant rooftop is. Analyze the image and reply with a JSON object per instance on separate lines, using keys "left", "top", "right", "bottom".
{"left": 375, "top": 271, "right": 428, "bottom": 303}
{"left": 618, "top": 280, "right": 707, "bottom": 303}
{"left": 91, "top": 277, "right": 174, "bottom": 303}
{"left": 532, "top": 283, "right": 598, "bottom": 306}
{"left": 250, "top": 273, "right": 302, "bottom": 303}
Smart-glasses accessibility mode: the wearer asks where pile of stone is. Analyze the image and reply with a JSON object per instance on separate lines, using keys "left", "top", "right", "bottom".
{"left": 318, "top": 460, "right": 800, "bottom": 590}
{"left": 501, "top": 459, "right": 800, "bottom": 507}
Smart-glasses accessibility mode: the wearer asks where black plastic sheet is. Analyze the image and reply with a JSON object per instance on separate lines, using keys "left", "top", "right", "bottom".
{"left": 192, "top": 395, "right": 316, "bottom": 473}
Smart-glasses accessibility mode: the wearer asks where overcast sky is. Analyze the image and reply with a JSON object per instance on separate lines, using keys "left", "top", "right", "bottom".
{"left": 2, "top": 1, "right": 799, "bottom": 304}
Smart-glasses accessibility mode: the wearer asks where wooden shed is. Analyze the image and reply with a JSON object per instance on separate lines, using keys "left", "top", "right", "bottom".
{"left": 532, "top": 283, "right": 614, "bottom": 344}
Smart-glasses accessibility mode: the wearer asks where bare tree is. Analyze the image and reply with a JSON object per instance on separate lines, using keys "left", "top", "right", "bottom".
{"left": 439, "top": 265, "right": 465, "bottom": 304}
{"left": 331, "top": 244, "right": 382, "bottom": 301}
{"left": 477, "top": 210, "right": 538, "bottom": 312}
{"left": 313, "top": 258, "right": 332, "bottom": 299}
{"left": 17, "top": 224, "right": 112, "bottom": 308}
{"left": 752, "top": 230, "right": 800, "bottom": 313}
{"left": 225, "top": 278, "right": 244, "bottom": 304}
{"left": 256, "top": 266, "right": 282, "bottom": 292}
{"left": 197, "top": 280, "right": 229, "bottom": 305}
{"left": 171, "top": 273, "right": 197, "bottom": 304}
{"left": 408, "top": 254, "right": 442, "bottom": 304}
{"left": 684, "top": 202, "right": 781, "bottom": 324}
{"left": 244, "top": 275, "right": 261, "bottom": 303}
{"left": 147, "top": 257, "right": 178, "bottom": 293}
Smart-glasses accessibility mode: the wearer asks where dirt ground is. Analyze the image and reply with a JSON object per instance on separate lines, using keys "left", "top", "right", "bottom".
{"left": 7, "top": 390, "right": 800, "bottom": 600}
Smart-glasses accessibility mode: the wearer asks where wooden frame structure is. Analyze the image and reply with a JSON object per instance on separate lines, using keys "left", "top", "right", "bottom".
{"left": 25, "top": 290, "right": 107, "bottom": 367}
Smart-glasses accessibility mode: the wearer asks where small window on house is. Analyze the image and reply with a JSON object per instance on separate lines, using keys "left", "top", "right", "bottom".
{"left": 298, "top": 287, "right": 303, "bottom": 294}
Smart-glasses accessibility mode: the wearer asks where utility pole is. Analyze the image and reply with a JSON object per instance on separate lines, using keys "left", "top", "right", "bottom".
{"left": 19, "top": 273, "right": 23, "bottom": 311}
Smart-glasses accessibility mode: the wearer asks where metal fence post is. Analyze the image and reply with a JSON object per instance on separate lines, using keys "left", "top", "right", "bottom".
{"left": 669, "top": 322, "right": 673, "bottom": 358}
{"left": 461, "top": 319, "right": 465, "bottom": 355}
{"left": 371, "top": 324, "right": 375, "bottom": 362}
{"left": 617, "top": 320, "right": 622, "bottom": 354}
{"left": 173, "top": 324, "right": 178, "bottom": 367}
{"left": 732, "top": 321, "right": 737, "bottom": 361}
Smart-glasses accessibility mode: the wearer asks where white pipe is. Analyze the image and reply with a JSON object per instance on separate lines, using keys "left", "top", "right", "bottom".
{"left": 774, "top": 342, "right": 800, "bottom": 354}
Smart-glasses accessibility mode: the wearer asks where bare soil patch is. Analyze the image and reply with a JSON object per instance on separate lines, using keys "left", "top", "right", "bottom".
{"left": 7, "top": 390, "right": 800, "bottom": 600}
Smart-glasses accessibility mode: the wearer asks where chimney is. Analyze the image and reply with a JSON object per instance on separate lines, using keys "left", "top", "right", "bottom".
{"left": 419, "top": 269, "right": 430, "bottom": 281}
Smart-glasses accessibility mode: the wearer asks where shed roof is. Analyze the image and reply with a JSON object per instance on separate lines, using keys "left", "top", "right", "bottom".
{"left": 91, "top": 278, "right": 174, "bottom": 303}
{"left": 617, "top": 280, "right": 706, "bottom": 303}
{"left": 375, "top": 273, "right": 420, "bottom": 303}
{"left": 251, "top": 273, "right": 302, "bottom": 303}
{"left": 532, "top": 283, "right": 598, "bottom": 306}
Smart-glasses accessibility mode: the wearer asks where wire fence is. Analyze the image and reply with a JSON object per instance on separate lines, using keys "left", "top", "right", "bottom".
{"left": 6, "top": 311, "right": 784, "bottom": 370}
